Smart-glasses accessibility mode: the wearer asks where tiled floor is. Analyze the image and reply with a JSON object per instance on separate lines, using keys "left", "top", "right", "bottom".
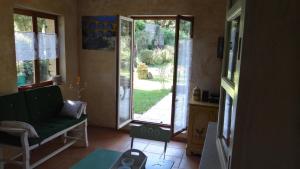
{"left": 5, "top": 127, "right": 200, "bottom": 169}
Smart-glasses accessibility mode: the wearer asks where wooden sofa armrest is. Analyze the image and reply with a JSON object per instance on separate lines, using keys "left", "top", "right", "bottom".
{"left": 0, "top": 126, "right": 30, "bottom": 168}
{"left": 81, "top": 102, "right": 87, "bottom": 115}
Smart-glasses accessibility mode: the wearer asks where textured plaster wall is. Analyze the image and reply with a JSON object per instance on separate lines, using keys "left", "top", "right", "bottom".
{"left": 0, "top": 1, "right": 17, "bottom": 95}
{"left": 78, "top": 0, "right": 226, "bottom": 128}
{"left": 0, "top": 0, "right": 80, "bottom": 159}
{"left": 0, "top": 0, "right": 79, "bottom": 99}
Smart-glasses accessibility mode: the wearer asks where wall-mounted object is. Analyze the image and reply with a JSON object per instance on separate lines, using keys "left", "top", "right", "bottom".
{"left": 217, "top": 36, "right": 224, "bottom": 58}
{"left": 82, "top": 16, "right": 117, "bottom": 50}
{"left": 69, "top": 76, "right": 87, "bottom": 100}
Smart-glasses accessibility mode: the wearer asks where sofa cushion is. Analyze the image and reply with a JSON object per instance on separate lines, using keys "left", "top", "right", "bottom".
{"left": 0, "top": 115, "right": 87, "bottom": 147}
{"left": 0, "top": 92, "right": 30, "bottom": 122}
{"left": 25, "top": 86, "right": 63, "bottom": 123}
{"left": 60, "top": 100, "right": 87, "bottom": 119}
{"left": 32, "top": 115, "right": 87, "bottom": 141}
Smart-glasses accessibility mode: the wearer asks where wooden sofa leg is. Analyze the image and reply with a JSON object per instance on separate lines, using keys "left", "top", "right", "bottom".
{"left": 0, "top": 146, "right": 4, "bottom": 169}
{"left": 63, "top": 133, "right": 67, "bottom": 144}
{"left": 83, "top": 120, "right": 89, "bottom": 147}
{"left": 21, "top": 133, "right": 30, "bottom": 169}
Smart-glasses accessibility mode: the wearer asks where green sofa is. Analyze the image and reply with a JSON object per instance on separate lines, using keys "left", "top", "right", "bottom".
{"left": 0, "top": 86, "right": 88, "bottom": 169}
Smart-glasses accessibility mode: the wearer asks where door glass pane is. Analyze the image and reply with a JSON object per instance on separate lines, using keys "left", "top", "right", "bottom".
{"left": 14, "top": 14, "right": 35, "bottom": 86}
{"left": 132, "top": 19, "right": 175, "bottom": 125}
{"left": 226, "top": 19, "right": 240, "bottom": 82}
{"left": 222, "top": 93, "right": 233, "bottom": 143}
{"left": 174, "top": 19, "right": 192, "bottom": 133}
{"left": 37, "top": 17, "right": 57, "bottom": 82}
{"left": 118, "top": 18, "right": 133, "bottom": 128}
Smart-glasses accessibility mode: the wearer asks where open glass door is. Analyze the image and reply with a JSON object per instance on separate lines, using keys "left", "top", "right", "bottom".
{"left": 172, "top": 16, "right": 194, "bottom": 134}
{"left": 117, "top": 16, "right": 134, "bottom": 129}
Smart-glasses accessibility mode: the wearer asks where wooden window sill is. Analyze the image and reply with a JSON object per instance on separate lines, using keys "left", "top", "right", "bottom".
{"left": 18, "top": 81, "right": 53, "bottom": 92}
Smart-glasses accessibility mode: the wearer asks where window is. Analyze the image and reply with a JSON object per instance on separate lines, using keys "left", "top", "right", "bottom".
{"left": 222, "top": 93, "right": 233, "bottom": 144}
{"left": 217, "top": 6, "right": 242, "bottom": 167}
{"left": 226, "top": 19, "right": 239, "bottom": 82}
{"left": 14, "top": 9, "right": 59, "bottom": 88}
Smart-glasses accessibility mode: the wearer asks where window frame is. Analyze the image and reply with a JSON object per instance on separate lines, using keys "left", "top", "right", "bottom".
{"left": 216, "top": 1, "right": 244, "bottom": 168}
{"left": 14, "top": 8, "right": 59, "bottom": 91}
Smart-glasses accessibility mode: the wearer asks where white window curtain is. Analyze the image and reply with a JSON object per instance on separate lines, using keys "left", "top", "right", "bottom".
{"left": 174, "top": 39, "right": 192, "bottom": 131}
{"left": 14, "top": 32, "right": 57, "bottom": 61}
{"left": 38, "top": 33, "right": 57, "bottom": 60}
{"left": 14, "top": 32, "right": 35, "bottom": 61}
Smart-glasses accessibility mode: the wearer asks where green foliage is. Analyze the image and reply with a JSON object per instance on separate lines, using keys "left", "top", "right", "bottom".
{"left": 162, "top": 28, "right": 175, "bottom": 46}
{"left": 144, "top": 20, "right": 175, "bottom": 31}
{"left": 138, "top": 49, "right": 154, "bottom": 65}
{"left": 135, "top": 20, "right": 177, "bottom": 50}
{"left": 135, "top": 31, "right": 151, "bottom": 52}
{"left": 16, "top": 61, "right": 34, "bottom": 86}
{"left": 14, "top": 14, "right": 32, "bottom": 32}
{"left": 179, "top": 21, "right": 192, "bottom": 39}
{"left": 134, "top": 89, "right": 170, "bottom": 114}
{"left": 121, "top": 37, "right": 131, "bottom": 61}
{"left": 40, "top": 60, "right": 50, "bottom": 81}
{"left": 23, "top": 61, "right": 34, "bottom": 78}
{"left": 152, "top": 48, "right": 174, "bottom": 88}
{"left": 14, "top": 14, "right": 48, "bottom": 32}
{"left": 137, "top": 63, "right": 148, "bottom": 79}
{"left": 37, "top": 18, "right": 47, "bottom": 32}
{"left": 135, "top": 20, "right": 145, "bottom": 31}
{"left": 152, "top": 48, "right": 173, "bottom": 66}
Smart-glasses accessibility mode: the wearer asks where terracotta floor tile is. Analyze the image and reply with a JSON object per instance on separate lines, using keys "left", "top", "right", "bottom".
{"left": 179, "top": 155, "right": 200, "bottom": 169}
{"left": 132, "top": 141, "right": 149, "bottom": 151}
{"left": 160, "top": 155, "right": 182, "bottom": 168}
{"left": 134, "top": 138, "right": 151, "bottom": 144}
{"left": 3, "top": 126, "right": 199, "bottom": 169}
{"left": 149, "top": 140, "right": 166, "bottom": 146}
{"left": 165, "top": 147, "right": 185, "bottom": 158}
{"left": 168, "top": 141, "right": 186, "bottom": 149}
{"left": 144, "top": 144, "right": 164, "bottom": 154}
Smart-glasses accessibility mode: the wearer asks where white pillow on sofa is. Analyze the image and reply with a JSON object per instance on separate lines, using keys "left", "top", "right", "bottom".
{"left": 60, "top": 100, "right": 87, "bottom": 119}
{"left": 0, "top": 121, "right": 39, "bottom": 138}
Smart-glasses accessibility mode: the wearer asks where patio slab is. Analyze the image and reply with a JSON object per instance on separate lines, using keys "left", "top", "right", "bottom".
{"left": 134, "top": 93, "right": 172, "bottom": 124}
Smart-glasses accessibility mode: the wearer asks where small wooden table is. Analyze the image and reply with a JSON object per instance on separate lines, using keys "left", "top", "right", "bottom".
{"left": 186, "top": 100, "right": 219, "bottom": 155}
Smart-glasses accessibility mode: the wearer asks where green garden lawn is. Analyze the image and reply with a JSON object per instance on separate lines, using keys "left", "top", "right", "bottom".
{"left": 134, "top": 89, "right": 170, "bottom": 114}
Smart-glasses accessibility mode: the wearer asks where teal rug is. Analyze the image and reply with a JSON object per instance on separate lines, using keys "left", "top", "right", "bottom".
{"left": 71, "top": 148, "right": 174, "bottom": 169}
{"left": 70, "top": 149, "right": 121, "bottom": 169}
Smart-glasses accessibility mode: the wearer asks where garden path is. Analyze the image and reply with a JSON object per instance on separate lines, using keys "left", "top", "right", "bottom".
{"left": 133, "top": 68, "right": 173, "bottom": 90}
{"left": 134, "top": 93, "right": 172, "bottom": 124}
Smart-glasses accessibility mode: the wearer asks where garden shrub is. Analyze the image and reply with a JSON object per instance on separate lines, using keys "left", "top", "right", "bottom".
{"left": 162, "top": 28, "right": 175, "bottom": 46}
{"left": 152, "top": 48, "right": 173, "bottom": 66}
{"left": 138, "top": 49, "right": 153, "bottom": 65}
{"left": 137, "top": 63, "right": 148, "bottom": 79}
{"left": 135, "top": 31, "right": 151, "bottom": 52}
{"left": 152, "top": 49, "right": 174, "bottom": 89}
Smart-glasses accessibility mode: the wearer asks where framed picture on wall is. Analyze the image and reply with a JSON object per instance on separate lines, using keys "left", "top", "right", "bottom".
{"left": 82, "top": 16, "right": 117, "bottom": 50}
